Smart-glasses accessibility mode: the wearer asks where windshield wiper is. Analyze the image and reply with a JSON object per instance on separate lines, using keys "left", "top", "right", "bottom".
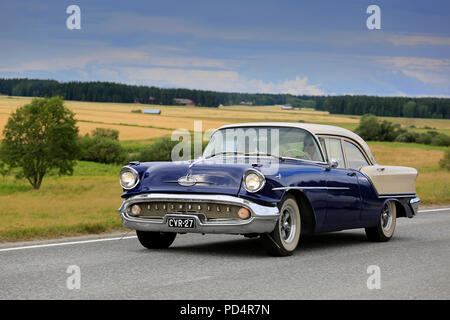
{"left": 204, "top": 151, "right": 285, "bottom": 161}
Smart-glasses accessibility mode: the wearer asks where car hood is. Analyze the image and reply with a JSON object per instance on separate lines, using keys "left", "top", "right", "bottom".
{"left": 126, "top": 157, "right": 282, "bottom": 196}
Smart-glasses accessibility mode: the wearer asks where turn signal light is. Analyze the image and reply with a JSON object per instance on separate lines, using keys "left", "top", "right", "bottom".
{"left": 238, "top": 208, "right": 250, "bottom": 220}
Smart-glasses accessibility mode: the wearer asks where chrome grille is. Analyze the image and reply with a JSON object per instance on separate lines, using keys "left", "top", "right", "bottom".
{"left": 133, "top": 201, "right": 244, "bottom": 219}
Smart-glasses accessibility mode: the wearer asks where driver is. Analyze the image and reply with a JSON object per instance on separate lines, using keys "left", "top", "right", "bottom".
{"left": 304, "top": 135, "right": 319, "bottom": 161}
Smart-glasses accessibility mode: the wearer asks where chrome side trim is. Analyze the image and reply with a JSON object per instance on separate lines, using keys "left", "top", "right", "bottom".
{"left": 272, "top": 186, "right": 350, "bottom": 191}
{"left": 378, "top": 194, "right": 417, "bottom": 198}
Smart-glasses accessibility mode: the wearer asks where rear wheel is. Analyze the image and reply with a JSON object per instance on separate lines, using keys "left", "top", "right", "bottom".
{"left": 365, "top": 201, "right": 397, "bottom": 242}
{"left": 136, "top": 231, "right": 177, "bottom": 249}
{"left": 261, "top": 196, "right": 301, "bottom": 256}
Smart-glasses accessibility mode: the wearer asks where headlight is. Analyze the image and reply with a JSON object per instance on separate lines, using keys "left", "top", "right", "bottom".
{"left": 120, "top": 166, "right": 139, "bottom": 190}
{"left": 243, "top": 169, "right": 266, "bottom": 193}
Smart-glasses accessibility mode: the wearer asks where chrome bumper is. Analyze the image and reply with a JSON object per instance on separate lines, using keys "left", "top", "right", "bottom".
{"left": 118, "top": 193, "right": 280, "bottom": 234}
{"left": 409, "top": 197, "right": 420, "bottom": 216}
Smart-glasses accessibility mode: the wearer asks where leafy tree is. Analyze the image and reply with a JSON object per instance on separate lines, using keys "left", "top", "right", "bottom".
{"left": 431, "top": 133, "right": 450, "bottom": 147}
{"left": 395, "top": 131, "right": 418, "bottom": 143}
{"left": 136, "top": 137, "right": 209, "bottom": 162}
{"left": 0, "top": 97, "right": 79, "bottom": 189}
{"left": 78, "top": 135, "right": 127, "bottom": 164}
{"left": 378, "top": 120, "right": 404, "bottom": 141}
{"left": 91, "top": 127, "right": 120, "bottom": 141}
{"left": 0, "top": 158, "right": 11, "bottom": 181}
{"left": 136, "top": 138, "right": 179, "bottom": 162}
{"left": 402, "top": 101, "right": 416, "bottom": 117}
{"left": 355, "top": 114, "right": 381, "bottom": 140}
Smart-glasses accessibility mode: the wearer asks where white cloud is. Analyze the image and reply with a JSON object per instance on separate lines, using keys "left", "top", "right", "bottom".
{"left": 118, "top": 67, "right": 323, "bottom": 95}
{"left": 387, "top": 34, "right": 450, "bottom": 46}
{"left": 373, "top": 56, "right": 450, "bottom": 84}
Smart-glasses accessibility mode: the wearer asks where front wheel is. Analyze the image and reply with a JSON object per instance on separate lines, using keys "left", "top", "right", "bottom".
{"left": 136, "top": 231, "right": 177, "bottom": 249}
{"left": 365, "top": 201, "right": 397, "bottom": 242}
{"left": 261, "top": 196, "right": 301, "bottom": 256}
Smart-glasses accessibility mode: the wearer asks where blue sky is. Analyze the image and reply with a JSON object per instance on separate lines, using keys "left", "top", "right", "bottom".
{"left": 1, "top": 0, "right": 450, "bottom": 96}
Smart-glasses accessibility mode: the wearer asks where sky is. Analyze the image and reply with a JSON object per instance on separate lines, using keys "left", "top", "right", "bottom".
{"left": 1, "top": 0, "right": 450, "bottom": 97}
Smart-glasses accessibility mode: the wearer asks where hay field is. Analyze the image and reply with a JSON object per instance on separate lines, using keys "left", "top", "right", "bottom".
{"left": 3, "top": 96, "right": 448, "bottom": 141}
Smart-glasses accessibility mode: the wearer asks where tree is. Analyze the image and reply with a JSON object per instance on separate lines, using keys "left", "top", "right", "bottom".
{"left": 0, "top": 97, "right": 79, "bottom": 189}
{"left": 91, "top": 127, "right": 120, "bottom": 140}
{"left": 355, "top": 114, "right": 381, "bottom": 140}
{"left": 78, "top": 134, "right": 128, "bottom": 164}
{"left": 402, "top": 101, "right": 416, "bottom": 118}
{"left": 0, "top": 159, "right": 11, "bottom": 181}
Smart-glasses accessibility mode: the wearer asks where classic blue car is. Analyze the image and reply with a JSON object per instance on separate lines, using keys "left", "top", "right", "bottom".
{"left": 118, "top": 123, "right": 420, "bottom": 256}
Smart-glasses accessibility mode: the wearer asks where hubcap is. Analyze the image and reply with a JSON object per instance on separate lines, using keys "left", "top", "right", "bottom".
{"left": 280, "top": 206, "right": 296, "bottom": 244}
{"left": 381, "top": 202, "right": 393, "bottom": 232}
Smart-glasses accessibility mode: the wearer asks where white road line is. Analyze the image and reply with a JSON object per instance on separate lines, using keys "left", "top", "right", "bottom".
{"left": 419, "top": 207, "right": 450, "bottom": 213}
{"left": 0, "top": 207, "right": 448, "bottom": 253}
{"left": 0, "top": 235, "right": 137, "bottom": 253}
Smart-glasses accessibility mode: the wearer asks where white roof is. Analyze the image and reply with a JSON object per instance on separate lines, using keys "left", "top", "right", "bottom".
{"left": 217, "top": 122, "right": 376, "bottom": 163}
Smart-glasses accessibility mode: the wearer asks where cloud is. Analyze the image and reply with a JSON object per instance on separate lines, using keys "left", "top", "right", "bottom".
{"left": 119, "top": 67, "right": 324, "bottom": 95}
{"left": 387, "top": 34, "right": 450, "bottom": 46}
{"left": 0, "top": 46, "right": 231, "bottom": 73}
{"left": 373, "top": 56, "right": 450, "bottom": 84}
{"left": 247, "top": 77, "right": 324, "bottom": 95}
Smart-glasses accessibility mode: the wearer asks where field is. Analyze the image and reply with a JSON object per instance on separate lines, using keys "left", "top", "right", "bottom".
{"left": 0, "top": 96, "right": 449, "bottom": 242}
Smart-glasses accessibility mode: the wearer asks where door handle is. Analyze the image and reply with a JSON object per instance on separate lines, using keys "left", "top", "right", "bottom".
{"left": 377, "top": 167, "right": 385, "bottom": 172}
{"left": 347, "top": 172, "right": 356, "bottom": 177}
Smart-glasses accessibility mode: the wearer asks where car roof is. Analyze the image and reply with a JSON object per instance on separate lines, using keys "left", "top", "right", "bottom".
{"left": 217, "top": 122, "right": 376, "bottom": 164}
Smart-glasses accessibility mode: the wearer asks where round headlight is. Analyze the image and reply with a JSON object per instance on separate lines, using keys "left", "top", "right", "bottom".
{"left": 120, "top": 167, "right": 139, "bottom": 190}
{"left": 243, "top": 169, "right": 265, "bottom": 193}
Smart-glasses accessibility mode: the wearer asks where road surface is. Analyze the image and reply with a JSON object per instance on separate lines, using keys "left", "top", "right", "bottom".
{"left": 0, "top": 207, "right": 449, "bottom": 299}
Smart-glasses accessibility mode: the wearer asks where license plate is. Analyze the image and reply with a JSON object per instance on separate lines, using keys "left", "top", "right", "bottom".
{"left": 167, "top": 217, "right": 196, "bottom": 229}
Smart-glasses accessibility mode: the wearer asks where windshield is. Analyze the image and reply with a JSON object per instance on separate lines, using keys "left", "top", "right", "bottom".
{"left": 203, "top": 126, "right": 324, "bottom": 162}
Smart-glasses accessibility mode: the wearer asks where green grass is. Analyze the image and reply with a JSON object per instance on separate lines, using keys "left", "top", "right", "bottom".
{"left": 0, "top": 220, "right": 123, "bottom": 242}
{"left": 120, "top": 136, "right": 170, "bottom": 153}
{"left": 0, "top": 183, "right": 33, "bottom": 195}
{"left": 72, "top": 161, "right": 123, "bottom": 176}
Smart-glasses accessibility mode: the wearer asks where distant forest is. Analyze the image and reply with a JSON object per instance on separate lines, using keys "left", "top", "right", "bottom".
{"left": 0, "top": 78, "right": 449, "bottom": 119}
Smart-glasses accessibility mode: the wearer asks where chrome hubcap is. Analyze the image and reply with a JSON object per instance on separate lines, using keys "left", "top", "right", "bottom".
{"left": 280, "top": 206, "right": 296, "bottom": 243}
{"left": 381, "top": 202, "right": 393, "bottom": 232}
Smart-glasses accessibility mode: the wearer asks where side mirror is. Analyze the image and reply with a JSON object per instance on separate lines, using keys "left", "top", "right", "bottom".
{"left": 329, "top": 158, "right": 339, "bottom": 169}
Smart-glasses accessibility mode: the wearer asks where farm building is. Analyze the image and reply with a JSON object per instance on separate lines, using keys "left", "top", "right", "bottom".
{"left": 143, "top": 108, "right": 161, "bottom": 115}
{"left": 173, "top": 98, "right": 196, "bottom": 106}
{"left": 134, "top": 97, "right": 159, "bottom": 104}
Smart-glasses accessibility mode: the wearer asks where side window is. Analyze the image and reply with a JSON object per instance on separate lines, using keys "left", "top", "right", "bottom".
{"left": 343, "top": 141, "right": 369, "bottom": 170}
{"left": 320, "top": 137, "right": 345, "bottom": 168}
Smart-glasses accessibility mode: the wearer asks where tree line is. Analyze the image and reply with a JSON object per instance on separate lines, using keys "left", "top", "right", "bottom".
{"left": 0, "top": 78, "right": 448, "bottom": 119}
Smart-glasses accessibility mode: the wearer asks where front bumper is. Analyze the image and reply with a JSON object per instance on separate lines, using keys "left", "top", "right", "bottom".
{"left": 118, "top": 193, "right": 280, "bottom": 234}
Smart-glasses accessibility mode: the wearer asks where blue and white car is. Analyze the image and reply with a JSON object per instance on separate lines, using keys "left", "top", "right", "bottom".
{"left": 118, "top": 123, "right": 420, "bottom": 256}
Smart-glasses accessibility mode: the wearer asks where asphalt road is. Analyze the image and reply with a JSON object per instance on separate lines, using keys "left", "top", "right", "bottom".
{"left": 0, "top": 207, "right": 449, "bottom": 300}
